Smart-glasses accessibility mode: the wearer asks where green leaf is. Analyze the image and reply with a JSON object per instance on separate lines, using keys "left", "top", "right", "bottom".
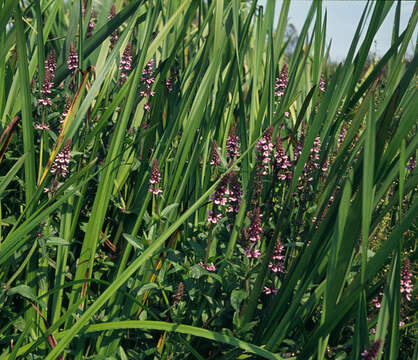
{"left": 122, "top": 233, "right": 144, "bottom": 251}
{"left": 231, "top": 289, "right": 248, "bottom": 313}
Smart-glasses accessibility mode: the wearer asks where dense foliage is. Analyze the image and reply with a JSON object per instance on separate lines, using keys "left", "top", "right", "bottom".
{"left": 0, "top": 0, "right": 416, "bottom": 359}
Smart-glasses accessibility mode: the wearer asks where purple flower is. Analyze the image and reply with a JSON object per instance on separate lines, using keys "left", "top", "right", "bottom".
{"left": 67, "top": 43, "right": 78, "bottom": 71}
{"left": 264, "top": 286, "right": 278, "bottom": 295}
{"left": 166, "top": 78, "right": 173, "bottom": 92}
{"left": 210, "top": 140, "right": 221, "bottom": 166}
{"left": 337, "top": 123, "right": 347, "bottom": 150}
{"left": 87, "top": 10, "right": 95, "bottom": 39}
{"left": 245, "top": 248, "right": 261, "bottom": 259}
{"left": 51, "top": 140, "right": 72, "bottom": 178}
{"left": 275, "top": 64, "right": 288, "bottom": 98}
{"left": 141, "top": 59, "right": 155, "bottom": 89}
{"left": 268, "top": 240, "right": 285, "bottom": 273}
{"left": 119, "top": 43, "right": 132, "bottom": 84}
{"left": 372, "top": 283, "right": 384, "bottom": 310}
{"left": 149, "top": 159, "right": 163, "bottom": 195}
{"left": 361, "top": 340, "right": 382, "bottom": 360}
{"left": 108, "top": 5, "right": 118, "bottom": 49}
{"left": 274, "top": 136, "right": 292, "bottom": 180}
{"left": 210, "top": 173, "right": 230, "bottom": 206}
{"left": 248, "top": 207, "right": 263, "bottom": 243}
{"left": 199, "top": 262, "right": 216, "bottom": 272}
{"left": 38, "top": 51, "right": 56, "bottom": 107}
{"left": 401, "top": 258, "right": 413, "bottom": 301}
{"left": 298, "top": 135, "right": 322, "bottom": 186}
{"left": 34, "top": 123, "right": 50, "bottom": 130}
{"left": 256, "top": 126, "right": 274, "bottom": 176}
{"left": 140, "top": 59, "right": 155, "bottom": 112}
{"left": 59, "top": 98, "right": 71, "bottom": 124}
{"left": 319, "top": 73, "right": 326, "bottom": 92}
{"left": 226, "top": 126, "right": 240, "bottom": 160}
{"left": 407, "top": 154, "right": 416, "bottom": 172}
{"left": 208, "top": 211, "right": 222, "bottom": 224}
{"left": 45, "top": 50, "right": 56, "bottom": 74}
{"left": 227, "top": 172, "right": 242, "bottom": 214}
{"left": 40, "top": 69, "right": 53, "bottom": 97}
{"left": 37, "top": 98, "right": 52, "bottom": 106}
{"left": 43, "top": 178, "right": 59, "bottom": 194}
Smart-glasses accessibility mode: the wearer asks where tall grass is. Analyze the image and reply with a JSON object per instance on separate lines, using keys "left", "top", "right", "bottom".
{"left": 0, "top": 0, "right": 416, "bottom": 359}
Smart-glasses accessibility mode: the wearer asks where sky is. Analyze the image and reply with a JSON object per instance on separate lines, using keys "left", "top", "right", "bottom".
{"left": 261, "top": 0, "right": 417, "bottom": 62}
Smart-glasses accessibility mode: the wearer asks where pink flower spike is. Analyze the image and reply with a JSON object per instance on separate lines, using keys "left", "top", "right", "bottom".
{"left": 51, "top": 139, "right": 72, "bottom": 178}
{"left": 67, "top": 43, "right": 78, "bottom": 71}
{"left": 275, "top": 64, "right": 288, "bottom": 98}
{"left": 34, "top": 123, "right": 50, "bottom": 130}
{"left": 226, "top": 126, "right": 240, "bottom": 160}
{"left": 149, "top": 159, "right": 162, "bottom": 196}
{"left": 361, "top": 340, "right": 381, "bottom": 360}
{"left": 319, "top": 73, "right": 326, "bottom": 92}
{"left": 108, "top": 5, "right": 118, "bottom": 49}
{"left": 199, "top": 262, "right": 216, "bottom": 272}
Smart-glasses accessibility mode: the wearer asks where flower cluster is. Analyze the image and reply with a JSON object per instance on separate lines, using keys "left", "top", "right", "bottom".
{"left": 43, "top": 178, "right": 59, "bottom": 194}
{"left": 34, "top": 123, "right": 50, "bottom": 130}
{"left": 275, "top": 64, "right": 288, "bottom": 98}
{"left": 87, "top": 10, "right": 95, "bottom": 39}
{"left": 296, "top": 135, "right": 324, "bottom": 190}
{"left": 226, "top": 126, "right": 240, "bottom": 161}
{"left": 45, "top": 50, "right": 57, "bottom": 74}
{"left": 38, "top": 51, "right": 56, "bottom": 106}
{"left": 210, "top": 173, "right": 229, "bottom": 206}
{"left": 264, "top": 239, "right": 285, "bottom": 295}
{"left": 371, "top": 258, "right": 413, "bottom": 332}
{"left": 275, "top": 64, "right": 289, "bottom": 117}
{"left": 372, "top": 286, "right": 384, "bottom": 309}
{"left": 293, "top": 128, "right": 304, "bottom": 163}
{"left": 208, "top": 171, "right": 242, "bottom": 224}
{"left": 199, "top": 262, "right": 216, "bottom": 272}
{"left": 319, "top": 74, "right": 326, "bottom": 92}
{"left": 401, "top": 258, "right": 413, "bottom": 301}
{"left": 361, "top": 340, "right": 381, "bottom": 360}
{"left": 67, "top": 43, "right": 78, "bottom": 71}
{"left": 312, "top": 195, "right": 335, "bottom": 230}
{"left": 59, "top": 98, "right": 71, "bottom": 124}
{"left": 119, "top": 43, "right": 132, "bottom": 84}
{"left": 264, "top": 287, "right": 278, "bottom": 295}
{"left": 210, "top": 140, "right": 221, "bottom": 167}
{"left": 226, "top": 172, "right": 242, "bottom": 214}
{"left": 407, "top": 154, "right": 416, "bottom": 172}
{"left": 274, "top": 136, "right": 292, "bottom": 180}
{"left": 166, "top": 77, "right": 173, "bottom": 92}
{"left": 208, "top": 173, "right": 230, "bottom": 224}
{"left": 256, "top": 126, "right": 274, "bottom": 176}
{"left": 244, "top": 207, "right": 263, "bottom": 259}
{"left": 51, "top": 140, "right": 72, "bottom": 178}
{"left": 337, "top": 123, "right": 347, "bottom": 149}
{"left": 140, "top": 59, "right": 155, "bottom": 112}
{"left": 149, "top": 159, "right": 163, "bottom": 195}
{"left": 248, "top": 207, "right": 263, "bottom": 243}
{"left": 108, "top": 5, "right": 118, "bottom": 49}
{"left": 268, "top": 240, "right": 285, "bottom": 273}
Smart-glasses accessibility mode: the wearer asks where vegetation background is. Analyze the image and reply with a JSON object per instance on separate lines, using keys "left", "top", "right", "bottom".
{"left": 0, "top": 0, "right": 416, "bottom": 359}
